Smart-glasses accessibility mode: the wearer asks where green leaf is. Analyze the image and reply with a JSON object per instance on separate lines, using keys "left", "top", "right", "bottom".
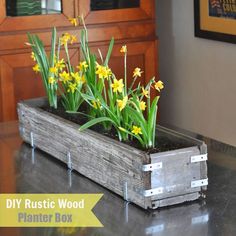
{"left": 104, "top": 37, "right": 114, "bottom": 66}
{"left": 79, "top": 117, "right": 115, "bottom": 131}
{"left": 148, "top": 96, "right": 159, "bottom": 131}
{"left": 147, "top": 96, "right": 160, "bottom": 145}
{"left": 125, "top": 106, "right": 148, "bottom": 142}
{"left": 49, "top": 27, "right": 57, "bottom": 67}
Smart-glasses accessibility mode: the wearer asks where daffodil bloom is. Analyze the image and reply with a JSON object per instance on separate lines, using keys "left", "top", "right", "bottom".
{"left": 117, "top": 96, "right": 128, "bottom": 111}
{"left": 133, "top": 67, "right": 143, "bottom": 78}
{"left": 67, "top": 83, "right": 77, "bottom": 93}
{"left": 49, "top": 67, "right": 58, "bottom": 74}
{"left": 92, "top": 100, "right": 101, "bottom": 110}
{"left": 96, "top": 64, "right": 112, "bottom": 80}
{"left": 139, "top": 101, "right": 146, "bottom": 111}
{"left": 81, "top": 75, "right": 86, "bottom": 84}
{"left": 111, "top": 79, "right": 124, "bottom": 93}
{"left": 132, "top": 126, "right": 142, "bottom": 136}
{"left": 56, "top": 59, "right": 65, "bottom": 71}
{"left": 59, "top": 71, "right": 71, "bottom": 84}
{"left": 69, "top": 18, "right": 78, "bottom": 26}
{"left": 154, "top": 80, "right": 164, "bottom": 92}
{"left": 77, "top": 61, "right": 89, "bottom": 72}
{"left": 120, "top": 45, "right": 127, "bottom": 53}
{"left": 141, "top": 87, "right": 149, "bottom": 98}
{"left": 71, "top": 72, "right": 84, "bottom": 84}
{"left": 31, "top": 52, "right": 36, "bottom": 61}
{"left": 60, "top": 33, "right": 71, "bottom": 46}
{"left": 32, "top": 64, "right": 40, "bottom": 73}
{"left": 70, "top": 35, "right": 77, "bottom": 44}
{"left": 48, "top": 77, "right": 56, "bottom": 84}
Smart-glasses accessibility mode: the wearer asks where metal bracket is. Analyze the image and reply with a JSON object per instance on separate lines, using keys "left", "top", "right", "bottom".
{"left": 123, "top": 182, "right": 129, "bottom": 201}
{"left": 30, "top": 132, "right": 34, "bottom": 148}
{"left": 143, "top": 187, "right": 163, "bottom": 197}
{"left": 191, "top": 154, "right": 208, "bottom": 163}
{"left": 68, "top": 169, "right": 72, "bottom": 187}
{"left": 67, "top": 152, "right": 73, "bottom": 170}
{"left": 191, "top": 178, "right": 208, "bottom": 188}
{"left": 142, "top": 162, "right": 163, "bottom": 172}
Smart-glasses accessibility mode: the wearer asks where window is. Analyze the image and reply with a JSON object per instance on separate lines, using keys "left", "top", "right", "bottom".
{"left": 6, "top": 0, "right": 62, "bottom": 16}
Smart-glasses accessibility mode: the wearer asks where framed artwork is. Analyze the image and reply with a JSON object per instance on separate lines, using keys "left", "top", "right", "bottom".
{"left": 194, "top": 0, "right": 236, "bottom": 44}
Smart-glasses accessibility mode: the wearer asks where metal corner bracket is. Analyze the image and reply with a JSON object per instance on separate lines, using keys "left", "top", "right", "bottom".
{"left": 191, "top": 154, "right": 208, "bottom": 163}
{"left": 143, "top": 187, "right": 163, "bottom": 197}
{"left": 142, "top": 162, "right": 163, "bottom": 172}
{"left": 191, "top": 178, "right": 208, "bottom": 188}
{"left": 67, "top": 152, "right": 73, "bottom": 170}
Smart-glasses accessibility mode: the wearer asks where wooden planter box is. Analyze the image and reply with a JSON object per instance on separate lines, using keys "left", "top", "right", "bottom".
{"left": 17, "top": 98, "right": 208, "bottom": 210}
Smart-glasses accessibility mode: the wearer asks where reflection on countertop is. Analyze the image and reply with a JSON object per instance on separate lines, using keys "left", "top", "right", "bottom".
{"left": 0, "top": 122, "right": 236, "bottom": 236}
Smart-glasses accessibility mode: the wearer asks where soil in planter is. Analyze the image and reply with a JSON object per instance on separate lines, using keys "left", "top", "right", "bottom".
{"left": 41, "top": 102, "right": 194, "bottom": 154}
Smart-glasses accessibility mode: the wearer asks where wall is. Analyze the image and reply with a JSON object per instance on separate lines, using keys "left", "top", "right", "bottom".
{"left": 156, "top": 0, "right": 236, "bottom": 147}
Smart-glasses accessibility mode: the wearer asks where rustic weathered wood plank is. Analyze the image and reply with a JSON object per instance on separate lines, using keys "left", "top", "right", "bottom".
{"left": 17, "top": 98, "right": 208, "bottom": 209}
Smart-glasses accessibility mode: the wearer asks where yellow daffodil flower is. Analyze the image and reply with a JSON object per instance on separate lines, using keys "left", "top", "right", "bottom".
{"left": 71, "top": 72, "right": 84, "bottom": 84}
{"left": 120, "top": 45, "right": 127, "bottom": 53}
{"left": 49, "top": 67, "right": 58, "bottom": 74}
{"left": 133, "top": 67, "right": 143, "bottom": 78}
{"left": 60, "top": 33, "right": 71, "bottom": 46}
{"left": 31, "top": 52, "right": 36, "bottom": 61}
{"left": 141, "top": 87, "right": 149, "bottom": 98}
{"left": 132, "top": 126, "right": 142, "bottom": 135}
{"left": 81, "top": 75, "right": 86, "bottom": 84}
{"left": 68, "top": 18, "right": 78, "bottom": 26}
{"left": 77, "top": 61, "right": 89, "bottom": 72}
{"left": 96, "top": 64, "right": 112, "bottom": 80}
{"left": 59, "top": 71, "right": 71, "bottom": 84}
{"left": 117, "top": 96, "right": 128, "bottom": 111}
{"left": 48, "top": 77, "right": 56, "bottom": 84}
{"left": 92, "top": 99, "right": 101, "bottom": 110}
{"left": 67, "top": 83, "right": 77, "bottom": 93}
{"left": 70, "top": 35, "right": 77, "bottom": 44}
{"left": 56, "top": 59, "right": 65, "bottom": 71}
{"left": 32, "top": 64, "right": 40, "bottom": 73}
{"left": 139, "top": 101, "right": 146, "bottom": 111}
{"left": 111, "top": 78, "right": 124, "bottom": 93}
{"left": 154, "top": 80, "right": 164, "bottom": 92}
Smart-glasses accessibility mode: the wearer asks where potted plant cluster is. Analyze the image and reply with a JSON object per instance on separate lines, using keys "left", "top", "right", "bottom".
{"left": 18, "top": 16, "right": 208, "bottom": 209}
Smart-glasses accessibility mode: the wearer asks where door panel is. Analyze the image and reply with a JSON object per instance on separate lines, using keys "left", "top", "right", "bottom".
{"left": 0, "top": 49, "right": 79, "bottom": 121}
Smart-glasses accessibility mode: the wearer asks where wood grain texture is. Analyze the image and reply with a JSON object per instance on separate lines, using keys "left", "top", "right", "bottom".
{"left": 17, "top": 98, "right": 208, "bottom": 209}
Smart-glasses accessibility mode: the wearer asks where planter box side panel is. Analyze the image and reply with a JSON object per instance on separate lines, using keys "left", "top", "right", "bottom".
{"left": 17, "top": 101, "right": 152, "bottom": 209}
{"left": 150, "top": 147, "right": 202, "bottom": 199}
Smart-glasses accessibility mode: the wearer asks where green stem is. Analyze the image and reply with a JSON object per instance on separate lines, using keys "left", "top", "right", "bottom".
{"left": 124, "top": 52, "right": 127, "bottom": 95}
{"left": 64, "top": 44, "right": 72, "bottom": 73}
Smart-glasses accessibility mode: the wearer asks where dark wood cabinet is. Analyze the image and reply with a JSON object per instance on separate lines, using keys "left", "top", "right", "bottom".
{"left": 0, "top": 0, "right": 157, "bottom": 122}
